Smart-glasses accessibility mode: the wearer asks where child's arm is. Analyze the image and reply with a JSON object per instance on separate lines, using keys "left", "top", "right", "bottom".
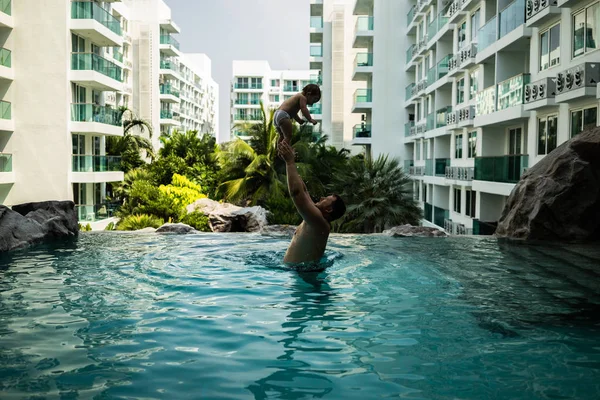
{"left": 293, "top": 114, "right": 304, "bottom": 124}
{"left": 299, "top": 96, "right": 317, "bottom": 125}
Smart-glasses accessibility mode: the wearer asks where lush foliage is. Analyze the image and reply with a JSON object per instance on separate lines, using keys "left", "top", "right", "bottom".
{"left": 117, "top": 214, "right": 164, "bottom": 231}
{"left": 110, "top": 103, "right": 422, "bottom": 233}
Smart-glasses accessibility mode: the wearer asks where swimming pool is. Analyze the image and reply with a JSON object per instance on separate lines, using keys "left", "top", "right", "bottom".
{"left": 1, "top": 233, "right": 599, "bottom": 399}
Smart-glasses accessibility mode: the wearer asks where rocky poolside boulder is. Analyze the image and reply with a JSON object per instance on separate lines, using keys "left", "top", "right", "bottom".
{"left": 496, "top": 128, "right": 600, "bottom": 242}
{"left": 0, "top": 200, "right": 79, "bottom": 252}
{"left": 260, "top": 224, "right": 298, "bottom": 238}
{"left": 156, "top": 223, "right": 198, "bottom": 234}
{"left": 383, "top": 224, "right": 447, "bottom": 237}
{"left": 186, "top": 198, "right": 269, "bottom": 233}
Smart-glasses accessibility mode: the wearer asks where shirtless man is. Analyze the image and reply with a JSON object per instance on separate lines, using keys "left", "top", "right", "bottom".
{"left": 277, "top": 140, "right": 346, "bottom": 264}
{"left": 274, "top": 84, "right": 321, "bottom": 144}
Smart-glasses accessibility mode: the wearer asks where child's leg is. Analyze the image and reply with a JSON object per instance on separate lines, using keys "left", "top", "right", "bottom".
{"left": 278, "top": 118, "right": 293, "bottom": 144}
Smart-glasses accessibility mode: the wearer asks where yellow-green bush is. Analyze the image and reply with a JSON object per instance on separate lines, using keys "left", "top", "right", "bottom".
{"left": 117, "top": 214, "right": 164, "bottom": 231}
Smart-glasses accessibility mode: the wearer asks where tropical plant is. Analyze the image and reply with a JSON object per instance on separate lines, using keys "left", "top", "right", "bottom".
{"left": 331, "top": 155, "right": 422, "bottom": 233}
{"left": 106, "top": 107, "right": 155, "bottom": 172}
{"left": 181, "top": 211, "right": 211, "bottom": 232}
{"left": 159, "top": 173, "right": 206, "bottom": 210}
{"left": 104, "top": 222, "right": 116, "bottom": 231}
{"left": 117, "top": 214, "right": 164, "bottom": 231}
{"left": 112, "top": 168, "right": 153, "bottom": 201}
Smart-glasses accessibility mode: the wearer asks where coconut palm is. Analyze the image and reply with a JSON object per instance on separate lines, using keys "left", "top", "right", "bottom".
{"left": 106, "top": 107, "right": 155, "bottom": 172}
{"left": 331, "top": 155, "right": 422, "bottom": 233}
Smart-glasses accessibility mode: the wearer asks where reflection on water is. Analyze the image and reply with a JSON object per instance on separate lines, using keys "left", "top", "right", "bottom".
{"left": 0, "top": 233, "right": 599, "bottom": 399}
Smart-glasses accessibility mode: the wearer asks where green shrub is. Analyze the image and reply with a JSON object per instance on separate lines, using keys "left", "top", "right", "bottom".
{"left": 117, "top": 214, "right": 164, "bottom": 231}
{"left": 104, "top": 222, "right": 115, "bottom": 231}
{"left": 78, "top": 223, "right": 92, "bottom": 232}
{"left": 181, "top": 211, "right": 211, "bottom": 232}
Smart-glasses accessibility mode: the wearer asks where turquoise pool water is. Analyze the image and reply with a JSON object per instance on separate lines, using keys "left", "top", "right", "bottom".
{"left": 1, "top": 233, "right": 599, "bottom": 399}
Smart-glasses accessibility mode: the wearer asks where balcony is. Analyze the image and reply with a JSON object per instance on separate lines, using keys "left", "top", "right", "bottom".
{"left": 0, "top": 0, "right": 12, "bottom": 29}
{"left": 476, "top": 16, "right": 497, "bottom": 57}
{"left": 71, "top": 53, "right": 123, "bottom": 91}
{"left": 409, "top": 166, "right": 425, "bottom": 176}
{"left": 353, "top": 53, "right": 373, "bottom": 81}
{"left": 0, "top": 100, "right": 12, "bottom": 132}
{"left": 475, "top": 73, "right": 530, "bottom": 126}
{"left": 159, "top": 34, "right": 181, "bottom": 56}
{"left": 404, "top": 159, "right": 414, "bottom": 171}
{"left": 160, "top": 19, "right": 181, "bottom": 34}
{"left": 555, "top": 63, "right": 600, "bottom": 103}
{"left": 433, "top": 206, "right": 450, "bottom": 228}
{"left": 445, "top": 166, "right": 474, "bottom": 181}
{"left": 71, "top": 1, "right": 123, "bottom": 47}
{"left": 0, "top": 47, "right": 12, "bottom": 81}
{"left": 70, "top": 103, "right": 123, "bottom": 136}
{"left": 524, "top": 78, "right": 556, "bottom": 110}
{"left": 283, "top": 84, "right": 300, "bottom": 92}
{"left": 233, "top": 82, "right": 263, "bottom": 90}
{"left": 525, "top": 0, "right": 560, "bottom": 27}
{"left": 353, "top": 16, "right": 374, "bottom": 48}
{"left": 309, "top": 44, "right": 323, "bottom": 69}
{"left": 474, "top": 155, "right": 528, "bottom": 184}
{"left": 76, "top": 203, "right": 119, "bottom": 223}
{"left": 159, "top": 59, "right": 180, "bottom": 79}
{"left": 351, "top": 124, "right": 372, "bottom": 146}
{"left": 0, "top": 153, "right": 13, "bottom": 184}
{"left": 160, "top": 109, "right": 180, "bottom": 126}
{"left": 160, "top": 83, "right": 181, "bottom": 103}
{"left": 352, "top": 89, "right": 372, "bottom": 113}
{"left": 407, "top": 6, "right": 416, "bottom": 28}
{"left": 427, "top": 54, "right": 451, "bottom": 89}
{"left": 405, "top": 121, "right": 415, "bottom": 137}
{"left": 71, "top": 155, "right": 124, "bottom": 184}
{"left": 406, "top": 44, "right": 417, "bottom": 67}
{"left": 233, "top": 113, "right": 262, "bottom": 122}
{"left": 445, "top": 0, "right": 467, "bottom": 24}
{"left": 435, "top": 158, "right": 450, "bottom": 176}
{"left": 436, "top": 106, "right": 452, "bottom": 129}
{"left": 427, "top": 12, "right": 450, "bottom": 42}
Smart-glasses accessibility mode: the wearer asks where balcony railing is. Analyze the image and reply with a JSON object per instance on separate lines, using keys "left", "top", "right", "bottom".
{"left": 356, "top": 16, "right": 374, "bottom": 31}
{"left": 113, "top": 50, "right": 123, "bottom": 63}
{"left": 404, "top": 160, "right": 414, "bottom": 171}
{"left": 284, "top": 85, "right": 299, "bottom": 92}
{"left": 478, "top": 16, "right": 497, "bottom": 52}
{"left": 235, "top": 99, "right": 260, "bottom": 105}
{"left": 434, "top": 206, "right": 450, "bottom": 228}
{"left": 310, "top": 45, "right": 323, "bottom": 57}
{"left": 445, "top": 166, "right": 474, "bottom": 180}
{"left": 426, "top": 113, "right": 435, "bottom": 131}
{"left": 0, "top": 0, "right": 11, "bottom": 16}
{"left": 309, "top": 74, "right": 322, "bottom": 85}
{"left": 353, "top": 124, "right": 372, "bottom": 138}
{"left": 428, "top": 12, "right": 449, "bottom": 38}
{"left": 310, "top": 16, "right": 323, "bottom": 28}
{"left": 474, "top": 155, "right": 528, "bottom": 183}
{"left": 234, "top": 82, "right": 263, "bottom": 89}
{"left": 76, "top": 203, "right": 118, "bottom": 222}
{"left": 0, "top": 153, "right": 12, "bottom": 172}
{"left": 160, "top": 34, "right": 180, "bottom": 50}
{"left": 71, "top": 1, "right": 122, "bottom": 36}
{"left": 355, "top": 53, "right": 373, "bottom": 67}
{"left": 309, "top": 104, "right": 322, "bottom": 114}
{"left": 234, "top": 114, "right": 262, "bottom": 121}
{"left": 427, "top": 54, "right": 452, "bottom": 86}
{"left": 407, "top": 5, "right": 416, "bottom": 26}
{"left": 354, "top": 89, "right": 372, "bottom": 103}
{"left": 436, "top": 106, "right": 452, "bottom": 128}
{"left": 475, "top": 86, "right": 496, "bottom": 116}
{"left": 405, "top": 121, "right": 415, "bottom": 136}
{"left": 160, "top": 84, "right": 181, "bottom": 98}
{"left": 160, "top": 59, "right": 178, "bottom": 71}
{"left": 161, "top": 109, "right": 174, "bottom": 119}
{"left": 435, "top": 158, "right": 450, "bottom": 176}
{"left": 71, "top": 103, "right": 121, "bottom": 126}
{"left": 0, "top": 48, "right": 11, "bottom": 68}
{"left": 425, "top": 159, "right": 434, "bottom": 176}
{"left": 72, "top": 155, "right": 122, "bottom": 172}
{"left": 0, "top": 100, "right": 10, "bottom": 120}
{"left": 406, "top": 44, "right": 416, "bottom": 64}
{"left": 499, "top": 0, "right": 526, "bottom": 38}
{"left": 71, "top": 53, "right": 123, "bottom": 82}
{"left": 496, "top": 73, "right": 530, "bottom": 111}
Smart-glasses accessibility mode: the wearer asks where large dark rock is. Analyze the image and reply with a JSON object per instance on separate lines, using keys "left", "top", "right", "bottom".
{"left": 186, "top": 198, "right": 269, "bottom": 233}
{"left": 0, "top": 201, "right": 79, "bottom": 252}
{"left": 383, "top": 224, "right": 447, "bottom": 237}
{"left": 496, "top": 128, "right": 600, "bottom": 241}
{"left": 156, "top": 223, "right": 198, "bottom": 234}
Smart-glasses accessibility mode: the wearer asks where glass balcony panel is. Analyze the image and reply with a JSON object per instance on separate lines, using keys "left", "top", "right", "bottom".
{"left": 310, "top": 16, "right": 323, "bottom": 28}
{"left": 477, "top": 16, "right": 497, "bottom": 51}
{"left": 0, "top": 100, "right": 10, "bottom": 120}
{"left": 0, "top": 153, "right": 12, "bottom": 172}
{"left": 160, "top": 34, "right": 180, "bottom": 49}
{"left": 496, "top": 73, "right": 530, "bottom": 111}
{"left": 353, "top": 124, "right": 372, "bottom": 138}
{"left": 354, "top": 89, "right": 372, "bottom": 103}
{"left": 72, "top": 155, "right": 122, "bottom": 172}
{"left": 70, "top": 103, "right": 121, "bottom": 126}
{"left": 71, "top": 1, "right": 122, "bottom": 35}
{"left": 71, "top": 53, "right": 123, "bottom": 82}
{"left": 474, "top": 155, "right": 528, "bottom": 183}
{"left": 356, "top": 16, "right": 374, "bottom": 31}
{"left": 0, "top": 0, "right": 11, "bottom": 16}
{"left": 499, "top": 0, "right": 526, "bottom": 38}
{"left": 355, "top": 53, "right": 374, "bottom": 67}
{"left": 0, "top": 48, "right": 11, "bottom": 67}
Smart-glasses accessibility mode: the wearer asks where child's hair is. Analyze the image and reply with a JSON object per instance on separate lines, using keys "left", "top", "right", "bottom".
{"left": 302, "top": 84, "right": 321, "bottom": 100}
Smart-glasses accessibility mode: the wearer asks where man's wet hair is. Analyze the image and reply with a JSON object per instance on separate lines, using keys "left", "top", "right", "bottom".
{"left": 329, "top": 194, "right": 346, "bottom": 221}
{"left": 302, "top": 84, "right": 321, "bottom": 101}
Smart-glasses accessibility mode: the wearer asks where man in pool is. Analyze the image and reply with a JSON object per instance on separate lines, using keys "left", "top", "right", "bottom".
{"left": 278, "top": 140, "right": 346, "bottom": 264}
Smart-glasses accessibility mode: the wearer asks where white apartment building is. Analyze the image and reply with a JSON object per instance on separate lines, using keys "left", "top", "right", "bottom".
{"left": 344, "top": 0, "right": 599, "bottom": 234}
{"left": 310, "top": 0, "right": 375, "bottom": 150}
{"left": 0, "top": 0, "right": 217, "bottom": 229}
{"left": 230, "top": 60, "right": 321, "bottom": 141}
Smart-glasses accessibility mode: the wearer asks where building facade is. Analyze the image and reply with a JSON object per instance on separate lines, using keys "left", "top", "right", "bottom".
{"left": 230, "top": 60, "right": 321, "bottom": 141}
{"left": 345, "top": 0, "right": 599, "bottom": 234}
{"left": 0, "top": 0, "right": 218, "bottom": 229}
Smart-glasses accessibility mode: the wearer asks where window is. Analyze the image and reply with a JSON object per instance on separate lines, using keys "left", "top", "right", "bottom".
{"left": 250, "top": 93, "right": 261, "bottom": 104}
{"left": 458, "top": 21, "right": 467, "bottom": 48}
{"left": 466, "top": 190, "right": 476, "bottom": 217}
{"left": 455, "top": 134, "right": 463, "bottom": 159}
{"left": 251, "top": 77, "right": 262, "bottom": 88}
{"left": 237, "top": 93, "right": 248, "bottom": 104}
{"left": 269, "top": 95, "right": 280, "bottom": 102}
{"left": 540, "top": 24, "right": 560, "bottom": 71}
{"left": 72, "top": 33, "right": 85, "bottom": 52}
{"left": 508, "top": 127, "right": 522, "bottom": 154}
{"left": 573, "top": 2, "right": 599, "bottom": 57}
{"left": 237, "top": 77, "right": 248, "bottom": 88}
{"left": 454, "top": 188, "right": 462, "bottom": 213}
{"left": 271, "top": 79, "right": 279, "bottom": 87}
{"left": 470, "top": 9, "right": 481, "bottom": 42}
{"left": 571, "top": 106, "right": 598, "bottom": 137}
{"left": 456, "top": 78, "right": 465, "bottom": 104}
{"left": 468, "top": 131, "right": 477, "bottom": 158}
{"left": 537, "top": 114, "right": 558, "bottom": 155}
{"left": 469, "top": 70, "right": 478, "bottom": 100}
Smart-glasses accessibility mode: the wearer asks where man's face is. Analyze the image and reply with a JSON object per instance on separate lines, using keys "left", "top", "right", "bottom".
{"left": 315, "top": 195, "right": 336, "bottom": 214}
{"left": 307, "top": 94, "right": 320, "bottom": 106}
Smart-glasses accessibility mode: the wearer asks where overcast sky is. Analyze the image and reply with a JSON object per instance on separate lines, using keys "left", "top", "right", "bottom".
{"left": 164, "top": 0, "right": 310, "bottom": 141}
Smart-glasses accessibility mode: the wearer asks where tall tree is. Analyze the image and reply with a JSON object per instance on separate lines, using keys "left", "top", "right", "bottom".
{"left": 106, "top": 107, "right": 154, "bottom": 173}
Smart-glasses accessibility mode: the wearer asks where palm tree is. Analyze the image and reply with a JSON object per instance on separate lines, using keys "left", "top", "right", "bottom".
{"left": 217, "top": 103, "right": 285, "bottom": 205}
{"left": 106, "top": 107, "right": 155, "bottom": 172}
{"left": 331, "top": 155, "right": 422, "bottom": 233}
